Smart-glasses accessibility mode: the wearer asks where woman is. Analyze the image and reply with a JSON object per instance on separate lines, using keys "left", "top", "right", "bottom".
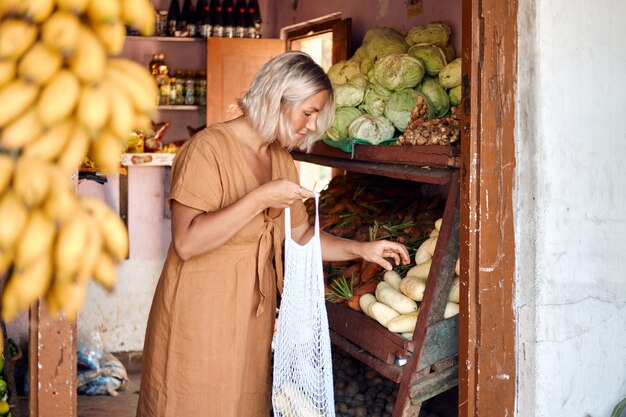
{"left": 136, "top": 51, "right": 410, "bottom": 417}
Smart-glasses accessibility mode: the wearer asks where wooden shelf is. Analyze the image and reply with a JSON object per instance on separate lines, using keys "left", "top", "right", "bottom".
{"left": 126, "top": 36, "right": 206, "bottom": 43}
{"left": 158, "top": 105, "right": 204, "bottom": 111}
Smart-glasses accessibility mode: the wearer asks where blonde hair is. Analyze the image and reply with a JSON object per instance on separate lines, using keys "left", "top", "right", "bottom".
{"left": 237, "top": 51, "right": 335, "bottom": 151}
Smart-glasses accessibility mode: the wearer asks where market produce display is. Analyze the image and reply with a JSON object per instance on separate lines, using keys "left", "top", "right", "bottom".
{"left": 325, "top": 22, "right": 462, "bottom": 146}
{"left": 306, "top": 174, "right": 459, "bottom": 338}
{"left": 0, "top": 0, "right": 158, "bottom": 322}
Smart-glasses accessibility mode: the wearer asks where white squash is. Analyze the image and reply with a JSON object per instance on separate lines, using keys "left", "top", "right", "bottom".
{"left": 434, "top": 218, "right": 442, "bottom": 231}
{"left": 430, "top": 229, "right": 439, "bottom": 237}
{"left": 406, "top": 259, "right": 431, "bottom": 280}
{"left": 368, "top": 301, "right": 400, "bottom": 327}
{"left": 448, "top": 277, "right": 460, "bottom": 303}
{"left": 387, "top": 311, "right": 419, "bottom": 333}
{"left": 401, "top": 332, "right": 414, "bottom": 340}
{"left": 383, "top": 270, "right": 402, "bottom": 291}
{"left": 444, "top": 302, "right": 459, "bottom": 318}
{"left": 400, "top": 276, "right": 427, "bottom": 301}
{"left": 426, "top": 236, "right": 438, "bottom": 256}
{"left": 375, "top": 282, "right": 418, "bottom": 314}
{"left": 359, "top": 293, "right": 377, "bottom": 318}
{"left": 455, "top": 257, "right": 460, "bottom": 276}
{"left": 414, "top": 237, "right": 435, "bottom": 264}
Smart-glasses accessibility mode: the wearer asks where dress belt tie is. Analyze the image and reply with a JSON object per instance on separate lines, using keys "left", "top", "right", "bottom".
{"left": 255, "top": 217, "right": 283, "bottom": 317}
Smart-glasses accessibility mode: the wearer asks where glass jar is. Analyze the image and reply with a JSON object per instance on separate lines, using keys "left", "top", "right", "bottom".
{"left": 184, "top": 70, "right": 196, "bottom": 105}
{"left": 195, "top": 70, "right": 207, "bottom": 106}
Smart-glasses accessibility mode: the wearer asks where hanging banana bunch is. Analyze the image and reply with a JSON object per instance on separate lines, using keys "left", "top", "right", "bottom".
{"left": 0, "top": 0, "right": 158, "bottom": 322}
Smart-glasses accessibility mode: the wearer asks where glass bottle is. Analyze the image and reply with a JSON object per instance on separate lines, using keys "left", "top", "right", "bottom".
{"left": 173, "top": 70, "right": 185, "bottom": 105}
{"left": 222, "top": 0, "right": 235, "bottom": 38}
{"left": 156, "top": 66, "right": 171, "bottom": 106}
{"left": 149, "top": 53, "right": 165, "bottom": 77}
{"left": 196, "top": 0, "right": 211, "bottom": 38}
{"left": 184, "top": 70, "right": 196, "bottom": 105}
{"left": 234, "top": 0, "right": 246, "bottom": 38}
{"left": 167, "top": 0, "right": 181, "bottom": 37}
{"left": 210, "top": 0, "right": 224, "bottom": 37}
{"left": 180, "top": 0, "right": 196, "bottom": 37}
{"left": 195, "top": 70, "right": 207, "bottom": 106}
{"left": 246, "top": 0, "right": 261, "bottom": 38}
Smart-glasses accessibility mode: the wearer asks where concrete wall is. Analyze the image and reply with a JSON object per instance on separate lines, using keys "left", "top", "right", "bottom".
{"left": 515, "top": 0, "right": 626, "bottom": 415}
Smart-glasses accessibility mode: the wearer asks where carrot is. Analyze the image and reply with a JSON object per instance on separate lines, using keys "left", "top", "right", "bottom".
{"left": 360, "top": 260, "right": 384, "bottom": 283}
{"left": 347, "top": 295, "right": 362, "bottom": 311}
{"left": 352, "top": 279, "right": 379, "bottom": 296}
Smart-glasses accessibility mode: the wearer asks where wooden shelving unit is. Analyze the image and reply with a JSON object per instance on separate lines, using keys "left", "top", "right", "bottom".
{"left": 291, "top": 143, "right": 461, "bottom": 417}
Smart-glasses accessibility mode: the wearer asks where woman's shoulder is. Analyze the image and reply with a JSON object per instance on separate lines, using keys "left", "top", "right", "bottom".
{"left": 183, "top": 123, "right": 236, "bottom": 151}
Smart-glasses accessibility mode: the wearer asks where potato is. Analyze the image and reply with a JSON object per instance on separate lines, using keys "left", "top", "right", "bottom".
{"left": 406, "top": 259, "right": 431, "bottom": 280}
{"left": 444, "top": 302, "right": 459, "bottom": 318}
{"left": 400, "top": 276, "right": 427, "bottom": 301}
{"left": 448, "top": 277, "right": 460, "bottom": 303}
{"left": 387, "top": 311, "right": 419, "bottom": 333}
{"left": 414, "top": 237, "right": 435, "bottom": 264}
{"left": 375, "top": 282, "right": 418, "bottom": 314}
{"left": 369, "top": 301, "right": 400, "bottom": 327}
{"left": 359, "top": 293, "right": 377, "bottom": 318}
{"left": 383, "top": 270, "right": 402, "bottom": 291}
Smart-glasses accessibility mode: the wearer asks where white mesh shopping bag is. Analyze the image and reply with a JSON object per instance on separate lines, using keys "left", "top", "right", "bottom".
{"left": 272, "top": 193, "right": 335, "bottom": 417}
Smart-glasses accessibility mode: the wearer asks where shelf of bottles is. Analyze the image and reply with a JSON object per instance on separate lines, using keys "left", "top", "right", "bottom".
{"left": 131, "top": 0, "right": 263, "bottom": 40}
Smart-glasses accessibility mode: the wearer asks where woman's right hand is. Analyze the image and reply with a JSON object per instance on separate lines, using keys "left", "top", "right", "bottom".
{"left": 254, "top": 179, "right": 315, "bottom": 209}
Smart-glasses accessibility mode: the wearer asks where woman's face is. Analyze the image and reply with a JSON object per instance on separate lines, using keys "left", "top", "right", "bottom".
{"left": 278, "top": 90, "right": 329, "bottom": 149}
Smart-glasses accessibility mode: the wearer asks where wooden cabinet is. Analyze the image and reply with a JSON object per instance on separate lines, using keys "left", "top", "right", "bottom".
{"left": 292, "top": 143, "right": 460, "bottom": 417}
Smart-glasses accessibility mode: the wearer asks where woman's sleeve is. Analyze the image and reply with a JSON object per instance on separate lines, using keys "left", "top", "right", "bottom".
{"left": 169, "top": 137, "right": 223, "bottom": 212}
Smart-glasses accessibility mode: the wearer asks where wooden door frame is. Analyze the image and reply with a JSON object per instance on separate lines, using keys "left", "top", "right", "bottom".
{"left": 459, "top": 1, "right": 517, "bottom": 416}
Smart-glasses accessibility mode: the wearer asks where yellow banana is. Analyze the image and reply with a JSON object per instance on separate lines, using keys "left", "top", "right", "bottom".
{"left": 0, "top": 0, "right": 20, "bottom": 18}
{"left": 0, "top": 59, "right": 16, "bottom": 89}
{"left": 12, "top": 157, "right": 50, "bottom": 208}
{"left": 0, "top": 109, "right": 43, "bottom": 151}
{"left": 108, "top": 58, "right": 159, "bottom": 102}
{"left": 0, "top": 246, "right": 14, "bottom": 276}
{"left": 68, "top": 25, "right": 107, "bottom": 83}
{"left": 14, "top": 209, "right": 56, "bottom": 269}
{"left": 92, "top": 20, "right": 127, "bottom": 54}
{"left": 36, "top": 70, "right": 80, "bottom": 128}
{"left": 0, "top": 153, "right": 14, "bottom": 195}
{"left": 41, "top": 10, "right": 81, "bottom": 55}
{"left": 42, "top": 167, "right": 77, "bottom": 223}
{"left": 18, "top": 0, "right": 55, "bottom": 23}
{"left": 54, "top": 211, "right": 90, "bottom": 283}
{"left": 0, "top": 190, "right": 28, "bottom": 249}
{"left": 23, "top": 119, "right": 74, "bottom": 162}
{"left": 86, "top": 0, "right": 121, "bottom": 24}
{"left": 106, "top": 62, "right": 158, "bottom": 113}
{"left": 88, "top": 130, "right": 124, "bottom": 174}
{"left": 0, "top": 79, "right": 39, "bottom": 129}
{"left": 2, "top": 255, "right": 53, "bottom": 321}
{"left": 77, "top": 220, "right": 103, "bottom": 280}
{"left": 54, "top": 0, "right": 90, "bottom": 14}
{"left": 81, "top": 197, "right": 129, "bottom": 261}
{"left": 103, "top": 80, "right": 136, "bottom": 139}
{"left": 133, "top": 112, "right": 154, "bottom": 134}
{"left": 121, "top": 0, "right": 155, "bottom": 36}
{"left": 92, "top": 251, "right": 117, "bottom": 291}
{"left": 0, "top": 19, "right": 37, "bottom": 60}
{"left": 17, "top": 42, "right": 63, "bottom": 85}
{"left": 46, "top": 278, "right": 88, "bottom": 321}
{"left": 57, "top": 124, "right": 90, "bottom": 175}
{"left": 77, "top": 82, "right": 110, "bottom": 136}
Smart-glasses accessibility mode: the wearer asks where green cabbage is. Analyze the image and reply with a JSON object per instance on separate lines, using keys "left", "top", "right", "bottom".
{"left": 408, "top": 44, "right": 447, "bottom": 76}
{"left": 348, "top": 114, "right": 395, "bottom": 145}
{"left": 438, "top": 58, "right": 461, "bottom": 89}
{"left": 327, "top": 60, "right": 361, "bottom": 86}
{"left": 348, "top": 73, "right": 369, "bottom": 89}
{"left": 373, "top": 53, "right": 424, "bottom": 91}
{"left": 334, "top": 84, "right": 365, "bottom": 108}
{"left": 360, "top": 83, "right": 392, "bottom": 116}
{"left": 442, "top": 44, "right": 456, "bottom": 63}
{"left": 419, "top": 78, "right": 450, "bottom": 118}
{"left": 326, "top": 107, "right": 364, "bottom": 140}
{"left": 384, "top": 88, "right": 419, "bottom": 132}
{"left": 448, "top": 85, "right": 461, "bottom": 105}
{"left": 406, "top": 22, "right": 452, "bottom": 47}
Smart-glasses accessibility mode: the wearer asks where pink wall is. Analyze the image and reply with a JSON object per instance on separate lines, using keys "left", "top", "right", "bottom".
{"left": 265, "top": 0, "right": 462, "bottom": 54}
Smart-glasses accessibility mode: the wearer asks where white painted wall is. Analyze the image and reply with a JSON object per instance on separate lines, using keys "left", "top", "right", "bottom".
{"left": 78, "top": 167, "right": 170, "bottom": 353}
{"left": 516, "top": 1, "right": 626, "bottom": 416}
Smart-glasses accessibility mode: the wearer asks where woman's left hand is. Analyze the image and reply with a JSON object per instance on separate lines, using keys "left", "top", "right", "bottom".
{"left": 355, "top": 240, "right": 411, "bottom": 271}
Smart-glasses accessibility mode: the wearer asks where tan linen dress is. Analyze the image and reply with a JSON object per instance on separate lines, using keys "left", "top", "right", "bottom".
{"left": 136, "top": 123, "right": 309, "bottom": 417}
